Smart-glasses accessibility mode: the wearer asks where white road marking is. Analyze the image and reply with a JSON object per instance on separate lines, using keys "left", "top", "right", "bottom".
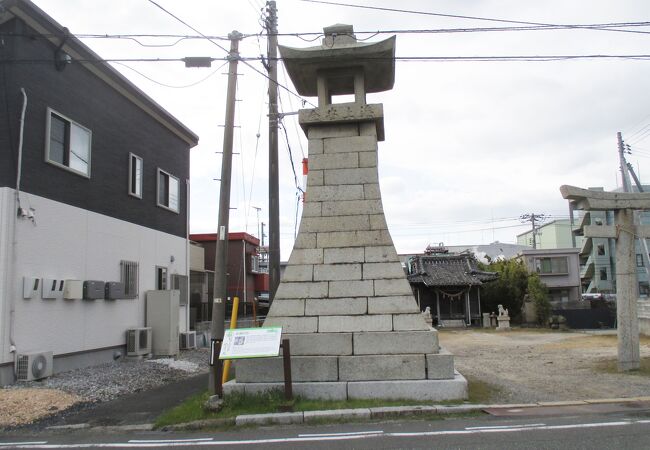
{"left": 0, "top": 443, "right": 47, "bottom": 447}
{"left": 465, "top": 423, "right": 545, "bottom": 430}
{"left": 1, "top": 419, "right": 647, "bottom": 448}
{"left": 298, "top": 430, "right": 384, "bottom": 437}
{"left": 128, "top": 438, "right": 214, "bottom": 443}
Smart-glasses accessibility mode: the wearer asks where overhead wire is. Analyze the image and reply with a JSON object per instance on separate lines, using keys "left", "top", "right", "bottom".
{"left": 112, "top": 60, "right": 228, "bottom": 88}
{"left": 299, "top": 0, "right": 650, "bottom": 35}
{"left": 145, "top": 0, "right": 315, "bottom": 107}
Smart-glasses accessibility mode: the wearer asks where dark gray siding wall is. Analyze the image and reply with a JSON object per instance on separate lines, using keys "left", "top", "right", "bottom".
{"left": 0, "top": 17, "right": 190, "bottom": 238}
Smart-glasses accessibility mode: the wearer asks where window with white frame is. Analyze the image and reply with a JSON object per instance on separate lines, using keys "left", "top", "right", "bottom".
{"left": 129, "top": 153, "right": 143, "bottom": 198}
{"left": 45, "top": 108, "right": 91, "bottom": 177}
{"left": 157, "top": 169, "right": 179, "bottom": 213}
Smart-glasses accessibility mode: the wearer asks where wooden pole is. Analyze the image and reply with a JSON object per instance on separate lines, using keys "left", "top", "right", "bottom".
{"left": 209, "top": 30, "right": 242, "bottom": 395}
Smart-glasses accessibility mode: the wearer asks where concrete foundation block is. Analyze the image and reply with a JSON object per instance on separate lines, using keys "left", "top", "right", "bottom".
{"left": 319, "top": 314, "right": 392, "bottom": 332}
{"left": 359, "top": 152, "right": 378, "bottom": 168}
{"left": 328, "top": 279, "right": 374, "bottom": 297}
{"left": 235, "top": 356, "right": 338, "bottom": 382}
{"left": 363, "top": 262, "right": 406, "bottom": 280}
{"left": 314, "top": 264, "right": 362, "bottom": 281}
{"left": 310, "top": 153, "right": 359, "bottom": 170}
{"left": 282, "top": 265, "right": 313, "bottom": 282}
{"left": 263, "top": 316, "right": 318, "bottom": 333}
{"left": 324, "top": 247, "right": 365, "bottom": 264}
{"left": 293, "top": 232, "right": 316, "bottom": 249}
{"left": 267, "top": 299, "right": 305, "bottom": 316}
{"left": 339, "top": 354, "right": 425, "bottom": 381}
{"left": 322, "top": 199, "right": 383, "bottom": 217}
{"left": 347, "top": 375, "right": 468, "bottom": 401}
{"left": 287, "top": 248, "right": 323, "bottom": 265}
{"left": 302, "top": 202, "right": 322, "bottom": 218}
{"left": 353, "top": 331, "right": 438, "bottom": 355}
{"left": 426, "top": 349, "right": 455, "bottom": 380}
{"left": 364, "top": 245, "right": 399, "bottom": 263}
{"left": 308, "top": 124, "right": 359, "bottom": 139}
{"left": 393, "top": 313, "right": 431, "bottom": 331}
{"left": 324, "top": 168, "right": 378, "bottom": 185}
{"left": 307, "top": 170, "right": 324, "bottom": 186}
{"left": 317, "top": 230, "right": 392, "bottom": 248}
{"left": 374, "top": 278, "right": 414, "bottom": 296}
{"left": 301, "top": 215, "right": 370, "bottom": 233}
{"left": 308, "top": 138, "right": 324, "bottom": 155}
{"left": 274, "top": 281, "right": 328, "bottom": 299}
{"left": 305, "top": 297, "right": 367, "bottom": 316}
{"left": 367, "top": 295, "right": 419, "bottom": 314}
{"left": 284, "top": 332, "right": 353, "bottom": 355}
{"left": 323, "top": 135, "right": 376, "bottom": 153}
{"left": 224, "top": 381, "right": 348, "bottom": 401}
{"left": 304, "top": 408, "right": 371, "bottom": 423}
{"left": 369, "top": 214, "right": 388, "bottom": 230}
{"left": 308, "top": 185, "right": 364, "bottom": 202}
{"left": 363, "top": 183, "right": 382, "bottom": 200}
{"left": 236, "top": 412, "right": 303, "bottom": 426}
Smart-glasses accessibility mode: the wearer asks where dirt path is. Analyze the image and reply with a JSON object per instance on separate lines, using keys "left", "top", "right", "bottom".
{"left": 440, "top": 329, "right": 650, "bottom": 404}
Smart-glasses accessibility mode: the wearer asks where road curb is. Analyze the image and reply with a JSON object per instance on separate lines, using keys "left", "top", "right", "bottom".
{"left": 148, "top": 397, "right": 650, "bottom": 431}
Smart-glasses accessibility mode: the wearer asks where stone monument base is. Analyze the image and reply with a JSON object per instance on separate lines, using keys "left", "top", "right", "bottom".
{"left": 224, "top": 372, "right": 468, "bottom": 401}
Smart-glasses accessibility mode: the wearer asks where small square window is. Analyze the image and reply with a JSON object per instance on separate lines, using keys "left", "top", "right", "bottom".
{"left": 129, "top": 153, "right": 143, "bottom": 198}
{"left": 637, "top": 254, "right": 645, "bottom": 267}
{"left": 157, "top": 169, "right": 180, "bottom": 213}
{"left": 597, "top": 244, "right": 605, "bottom": 256}
{"left": 599, "top": 268, "right": 608, "bottom": 280}
{"left": 45, "top": 108, "right": 91, "bottom": 177}
{"left": 156, "top": 266, "right": 168, "bottom": 290}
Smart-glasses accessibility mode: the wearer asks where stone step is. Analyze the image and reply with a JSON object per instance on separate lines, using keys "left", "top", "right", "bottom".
{"left": 439, "top": 319, "right": 466, "bottom": 328}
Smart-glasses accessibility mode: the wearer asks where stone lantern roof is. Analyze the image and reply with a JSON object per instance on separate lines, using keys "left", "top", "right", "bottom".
{"left": 279, "top": 24, "right": 396, "bottom": 98}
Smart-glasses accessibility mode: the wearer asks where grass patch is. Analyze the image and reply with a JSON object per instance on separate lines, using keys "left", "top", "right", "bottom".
{"left": 466, "top": 375, "right": 503, "bottom": 404}
{"left": 596, "top": 357, "right": 650, "bottom": 376}
{"left": 156, "top": 386, "right": 484, "bottom": 429}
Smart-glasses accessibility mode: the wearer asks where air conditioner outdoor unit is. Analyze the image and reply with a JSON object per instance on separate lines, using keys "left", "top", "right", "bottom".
{"left": 16, "top": 351, "right": 53, "bottom": 381}
{"left": 179, "top": 331, "right": 196, "bottom": 350}
{"left": 126, "top": 327, "right": 152, "bottom": 356}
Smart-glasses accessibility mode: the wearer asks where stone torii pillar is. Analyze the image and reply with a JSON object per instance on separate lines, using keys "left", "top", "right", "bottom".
{"left": 561, "top": 185, "right": 650, "bottom": 371}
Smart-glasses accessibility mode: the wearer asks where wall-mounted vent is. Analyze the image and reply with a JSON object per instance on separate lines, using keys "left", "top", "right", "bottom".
{"left": 16, "top": 351, "right": 53, "bottom": 381}
{"left": 126, "top": 327, "right": 152, "bottom": 356}
{"left": 42, "top": 279, "right": 64, "bottom": 299}
{"left": 23, "top": 277, "right": 40, "bottom": 299}
{"left": 179, "top": 331, "right": 196, "bottom": 350}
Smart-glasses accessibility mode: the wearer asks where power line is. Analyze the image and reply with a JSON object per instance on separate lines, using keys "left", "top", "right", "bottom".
{"left": 299, "top": 0, "right": 650, "bottom": 35}
{"left": 146, "top": 0, "right": 314, "bottom": 107}
{"left": 113, "top": 60, "right": 228, "bottom": 88}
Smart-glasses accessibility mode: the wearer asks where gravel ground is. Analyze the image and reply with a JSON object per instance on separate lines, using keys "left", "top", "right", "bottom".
{"left": 0, "top": 349, "right": 209, "bottom": 427}
{"left": 440, "top": 329, "right": 650, "bottom": 404}
{"left": 3, "top": 330, "right": 650, "bottom": 428}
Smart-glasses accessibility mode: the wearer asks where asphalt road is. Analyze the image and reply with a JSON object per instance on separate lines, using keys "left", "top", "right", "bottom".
{"left": 3, "top": 407, "right": 650, "bottom": 449}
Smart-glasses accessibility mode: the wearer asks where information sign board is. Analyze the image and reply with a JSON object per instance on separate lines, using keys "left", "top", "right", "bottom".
{"left": 219, "top": 327, "right": 282, "bottom": 359}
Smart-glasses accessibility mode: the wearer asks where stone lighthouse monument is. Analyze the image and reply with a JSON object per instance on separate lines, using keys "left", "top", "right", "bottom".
{"left": 228, "top": 24, "right": 467, "bottom": 400}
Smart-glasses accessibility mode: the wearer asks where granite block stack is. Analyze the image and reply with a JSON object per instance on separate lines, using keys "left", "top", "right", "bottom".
{"left": 226, "top": 24, "right": 467, "bottom": 400}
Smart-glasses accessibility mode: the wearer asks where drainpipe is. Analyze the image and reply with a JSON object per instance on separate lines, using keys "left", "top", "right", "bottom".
{"left": 9, "top": 88, "right": 28, "bottom": 355}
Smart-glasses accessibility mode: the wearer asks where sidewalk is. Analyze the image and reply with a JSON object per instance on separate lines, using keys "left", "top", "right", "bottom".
{"left": 43, "top": 373, "right": 208, "bottom": 430}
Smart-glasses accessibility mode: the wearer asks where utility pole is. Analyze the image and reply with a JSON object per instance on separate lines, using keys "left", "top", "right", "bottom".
{"left": 618, "top": 131, "right": 633, "bottom": 193}
{"left": 209, "top": 30, "right": 242, "bottom": 395}
{"left": 251, "top": 206, "right": 262, "bottom": 241}
{"left": 520, "top": 213, "right": 546, "bottom": 249}
{"left": 266, "top": 0, "right": 281, "bottom": 303}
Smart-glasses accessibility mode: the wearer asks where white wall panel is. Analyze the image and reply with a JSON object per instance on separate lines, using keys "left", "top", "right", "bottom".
{"left": 0, "top": 188, "right": 187, "bottom": 364}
